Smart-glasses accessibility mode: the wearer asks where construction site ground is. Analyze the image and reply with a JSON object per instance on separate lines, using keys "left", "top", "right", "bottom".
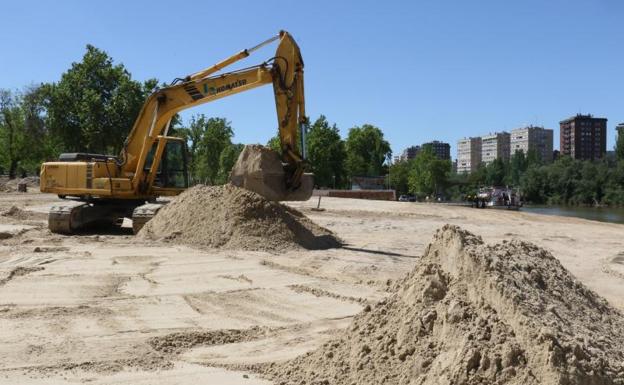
{"left": 1, "top": 191, "right": 624, "bottom": 384}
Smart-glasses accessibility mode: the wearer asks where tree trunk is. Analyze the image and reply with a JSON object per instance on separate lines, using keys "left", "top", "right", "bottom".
{"left": 8, "top": 159, "right": 18, "bottom": 180}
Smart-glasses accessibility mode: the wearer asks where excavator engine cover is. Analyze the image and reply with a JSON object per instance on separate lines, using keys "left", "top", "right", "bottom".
{"left": 230, "top": 145, "right": 313, "bottom": 201}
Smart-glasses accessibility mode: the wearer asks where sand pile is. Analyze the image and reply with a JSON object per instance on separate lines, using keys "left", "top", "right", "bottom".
{"left": 0, "top": 176, "right": 39, "bottom": 192}
{"left": 138, "top": 184, "right": 340, "bottom": 251}
{"left": 148, "top": 326, "right": 271, "bottom": 355}
{"left": 262, "top": 225, "right": 624, "bottom": 385}
{"left": 1, "top": 205, "right": 45, "bottom": 220}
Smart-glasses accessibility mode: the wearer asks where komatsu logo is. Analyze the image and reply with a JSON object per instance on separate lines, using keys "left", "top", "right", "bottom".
{"left": 203, "top": 79, "right": 247, "bottom": 96}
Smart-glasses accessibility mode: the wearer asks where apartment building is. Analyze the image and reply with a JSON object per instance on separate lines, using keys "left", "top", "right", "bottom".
{"left": 510, "top": 126, "right": 554, "bottom": 163}
{"left": 481, "top": 132, "right": 510, "bottom": 165}
{"left": 422, "top": 140, "right": 451, "bottom": 160}
{"left": 560, "top": 114, "right": 607, "bottom": 160}
{"left": 457, "top": 137, "right": 482, "bottom": 173}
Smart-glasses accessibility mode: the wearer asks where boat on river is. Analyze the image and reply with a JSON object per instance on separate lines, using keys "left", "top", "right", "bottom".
{"left": 467, "top": 187, "right": 522, "bottom": 210}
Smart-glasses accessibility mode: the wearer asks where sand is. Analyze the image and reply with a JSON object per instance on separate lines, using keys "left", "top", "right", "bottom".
{"left": 1, "top": 192, "right": 624, "bottom": 384}
{"left": 2, "top": 205, "right": 46, "bottom": 221}
{"left": 0, "top": 177, "right": 39, "bottom": 192}
{"left": 262, "top": 225, "right": 624, "bottom": 384}
{"left": 138, "top": 184, "right": 341, "bottom": 251}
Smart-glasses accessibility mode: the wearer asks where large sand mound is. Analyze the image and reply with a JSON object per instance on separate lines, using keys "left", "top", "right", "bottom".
{"left": 262, "top": 225, "right": 624, "bottom": 384}
{"left": 138, "top": 184, "right": 340, "bottom": 251}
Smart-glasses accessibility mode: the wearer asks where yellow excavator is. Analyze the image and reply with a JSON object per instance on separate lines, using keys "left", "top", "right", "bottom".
{"left": 40, "top": 30, "right": 313, "bottom": 234}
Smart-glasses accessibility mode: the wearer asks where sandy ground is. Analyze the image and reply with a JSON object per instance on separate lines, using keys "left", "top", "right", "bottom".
{"left": 0, "top": 192, "right": 623, "bottom": 384}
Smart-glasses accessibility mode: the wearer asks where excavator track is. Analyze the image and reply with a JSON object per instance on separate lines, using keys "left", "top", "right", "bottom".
{"left": 48, "top": 202, "right": 90, "bottom": 234}
{"left": 48, "top": 201, "right": 132, "bottom": 234}
{"left": 132, "top": 203, "right": 165, "bottom": 234}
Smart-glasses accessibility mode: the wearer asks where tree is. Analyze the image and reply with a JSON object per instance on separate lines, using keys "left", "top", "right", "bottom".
{"left": 180, "top": 115, "right": 234, "bottom": 184}
{"left": 604, "top": 160, "right": 624, "bottom": 205}
{"left": 407, "top": 147, "right": 451, "bottom": 197}
{"left": 468, "top": 162, "right": 487, "bottom": 188}
{"left": 42, "top": 45, "right": 157, "bottom": 154}
{"left": 0, "top": 90, "right": 27, "bottom": 178}
{"left": 526, "top": 148, "right": 541, "bottom": 167}
{"left": 217, "top": 143, "right": 244, "bottom": 184}
{"left": 265, "top": 115, "right": 346, "bottom": 188}
{"left": 265, "top": 117, "right": 305, "bottom": 155}
{"left": 507, "top": 150, "right": 527, "bottom": 186}
{"left": 266, "top": 133, "right": 282, "bottom": 153}
{"left": 0, "top": 87, "right": 50, "bottom": 178}
{"left": 388, "top": 159, "right": 411, "bottom": 195}
{"left": 616, "top": 126, "right": 624, "bottom": 161}
{"left": 520, "top": 165, "right": 547, "bottom": 203}
{"left": 306, "top": 115, "right": 346, "bottom": 188}
{"left": 345, "top": 124, "right": 391, "bottom": 177}
{"left": 485, "top": 157, "right": 506, "bottom": 187}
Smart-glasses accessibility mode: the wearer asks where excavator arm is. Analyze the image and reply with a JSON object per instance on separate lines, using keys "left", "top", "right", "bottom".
{"left": 121, "top": 30, "right": 307, "bottom": 194}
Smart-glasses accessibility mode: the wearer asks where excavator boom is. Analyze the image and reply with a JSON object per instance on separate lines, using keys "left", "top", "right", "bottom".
{"left": 122, "top": 30, "right": 307, "bottom": 194}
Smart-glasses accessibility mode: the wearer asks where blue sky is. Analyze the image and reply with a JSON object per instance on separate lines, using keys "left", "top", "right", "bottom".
{"left": 1, "top": 0, "right": 622, "bottom": 158}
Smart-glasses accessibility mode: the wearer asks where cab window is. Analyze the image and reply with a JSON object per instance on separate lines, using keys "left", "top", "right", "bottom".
{"left": 144, "top": 140, "right": 189, "bottom": 188}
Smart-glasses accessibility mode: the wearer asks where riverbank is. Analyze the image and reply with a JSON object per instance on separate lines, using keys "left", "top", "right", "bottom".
{"left": 434, "top": 200, "right": 624, "bottom": 225}
{"left": 523, "top": 204, "right": 624, "bottom": 224}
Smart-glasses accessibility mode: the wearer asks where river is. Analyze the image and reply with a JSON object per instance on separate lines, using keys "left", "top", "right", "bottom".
{"left": 522, "top": 205, "right": 624, "bottom": 225}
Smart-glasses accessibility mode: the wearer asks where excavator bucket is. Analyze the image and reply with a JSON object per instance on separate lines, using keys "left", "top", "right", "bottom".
{"left": 230, "top": 145, "right": 313, "bottom": 201}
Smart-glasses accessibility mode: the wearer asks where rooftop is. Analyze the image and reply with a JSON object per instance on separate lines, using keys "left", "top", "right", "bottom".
{"left": 511, "top": 125, "right": 550, "bottom": 131}
{"left": 482, "top": 131, "right": 510, "bottom": 138}
{"left": 560, "top": 114, "right": 607, "bottom": 124}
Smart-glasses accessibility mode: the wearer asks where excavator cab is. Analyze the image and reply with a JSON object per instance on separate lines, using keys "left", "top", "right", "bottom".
{"left": 143, "top": 137, "right": 189, "bottom": 190}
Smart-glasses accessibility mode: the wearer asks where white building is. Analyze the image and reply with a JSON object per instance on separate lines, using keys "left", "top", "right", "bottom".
{"left": 457, "top": 137, "right": 482, "bottom": 174}
{"left": 481, "top": 132, "right": 510, "bottom": 165}
{"left": 510, "top": 126, "right": 554, "bottom": 163}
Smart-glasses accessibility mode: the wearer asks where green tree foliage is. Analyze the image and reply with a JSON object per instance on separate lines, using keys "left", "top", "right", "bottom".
{"left": 507, "top": 150, "right": 527, "bottom": 186}
{"left": 180, "top": 115, "right": 235, "bottom": 185}
{"left": 467, "top": 163, "right": 487, "bottom": 188}
{"left": 451, "top": 154, "right": 624, "bottom": 206}
{"left": 407, "top": 147, "right": 452, "bottom": 197}
{"left": 306, "top": 115, "right": 346, "bottom": 188}
{"left": 388, "top": 160, "right": 411, "bottom": 195}
{"left": 266, "top": 134, "right": 282, "bottom": 153}
{"left": 345, "top": 124, "right": 391, "bottom": 177}
{"left": 520, "top": 165, "right": 547, "bottom": 203}
{"left": 0, "top": 87, "right": 52, "bottom": 177}
{"left": 0, "top": 90, "right": 27, "bottom": 178}
{"left": 616, "top": 127, "right": 624, "bottom": 161}
{"left": 266, "top": 115, "right": 347, "bottom": 188}
{"left": 604, "top": 161, "right": 624, "bottom": 205}
{"left": 20, "top": 86, "right": 58, "bottom": 168}
{"left": 389, "top": 148, "right": 452, "bottom": 198}
{"left": 217, "top": 143, "right": 244, "bottom": 184}
{"left": 42, "top": 45, "right": 157, "bottom": 154}
{"left": 265, "top": 117, "right": 306, "bottom": 155}
{"left": 485, "top": 157, "right": 506, "bottom": 187}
